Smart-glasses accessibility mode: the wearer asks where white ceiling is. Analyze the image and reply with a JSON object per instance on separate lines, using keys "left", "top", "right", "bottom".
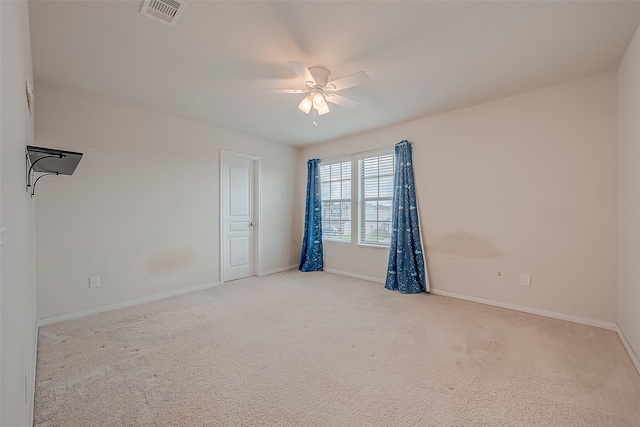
{"left": 28, "top": 0, "right": 640, "bottom": 146}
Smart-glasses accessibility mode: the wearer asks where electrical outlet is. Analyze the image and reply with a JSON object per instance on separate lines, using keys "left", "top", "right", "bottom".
{"left": 89, "top": 276, "right": 101, "bottom": 288}
{"left": 520, "top": 274, "right": 531, "bottom": 287}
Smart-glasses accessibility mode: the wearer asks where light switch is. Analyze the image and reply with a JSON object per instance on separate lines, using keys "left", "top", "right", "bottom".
{"left": 89, "top": 276, "right": 101, "bottom": 288}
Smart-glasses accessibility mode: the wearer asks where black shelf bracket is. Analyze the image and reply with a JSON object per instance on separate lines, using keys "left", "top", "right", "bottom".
{"left": 26, "top": 146, "right": 83, "bottom": 196}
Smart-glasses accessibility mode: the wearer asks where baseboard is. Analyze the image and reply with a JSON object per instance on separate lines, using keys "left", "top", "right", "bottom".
{"left": 260, "top": 264, "right": 298, "bottom": 276}
{"left": 37, "top": 281, "right": 221, "bottom": 327}
{"left": 324, "top": 268, "right": 385, "bottom": 284}
{"left": 313, "top": 270, "right": 619, "bottom": 332}
{"left": 326, "top": 270, "right": 636, "bottom": 373}
{"left": 616, "top": 325, "right": 640, "bottom": 375}
{"left": 429, "top": 289, "right": 618, "bottom": 331}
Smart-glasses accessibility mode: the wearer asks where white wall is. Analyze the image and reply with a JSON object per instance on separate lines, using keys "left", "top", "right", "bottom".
{"left": 0, "top": 1, "right": 38, "bottom": 425}
{"left": 301, "top": 72, "right": 618, "bottom": 324}
{"left": 34, "top": 83, "right": 299, "bottom": 320}
{"left": 618, "top": 24, "right": 640, "bottom": 363}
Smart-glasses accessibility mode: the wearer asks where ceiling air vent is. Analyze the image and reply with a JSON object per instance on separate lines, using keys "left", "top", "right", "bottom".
{"left": 141, "top": 0, "right": 186, "bottom": 27}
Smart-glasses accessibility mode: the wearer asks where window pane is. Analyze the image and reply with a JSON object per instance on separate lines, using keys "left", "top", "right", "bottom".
{"left": 320, "top": 160, "right": 351, "bottom": 242}
{"left": 330, "top": 164, "right": 341, "bottom": 181}
{"left": 358, "top": 152, "right": 395, "bottom": 246}
{"left": 379, "top": 175, "right": 394, "bottom": 198}
{"left": 379, "top": 200, "right": 393, "bottom": 221}
{"left": 378, "top": 155, "right": 394, "bottom": 174}
{"left": 323, "top": 221, "right": 338, "bottom": 239}
{"left": 362, "top": 158, "right": 379, "bottom": 177}
{"left": 378, "top": 228, "right": 391, "bottom": 244}
{"left": 365, "top": 201, "right": 377, "bottom": 221}
{"left": 343, "top": 221, "right": 351, "bottom": 236}
{"left": 340, "top": 201, "right": 351, "bottom": 220}
{"left": 364, "top": 221, "right": 391, "bottom": 244}
{"left": 321, "top": 202, "right": 335, "bottom": 219}
{"left": 320, "top": 165, "right": 330, "bottom": 182}
{"left": 342, "top": 162, "right": 351, "bottom": 180}
{"left": 323, "top": 219, "right": 351, "bottom": 241}
{"left": 330, "top": 181, "right": 341, "bottom": 199}
{"left": 364, "top": 177, "right": 379, "bottom": 198}
{"left": 321, "top": 182, "right": 330, "bottom": 199}
{"left": 341, "top": 180, "right": 351, "bottom": 199}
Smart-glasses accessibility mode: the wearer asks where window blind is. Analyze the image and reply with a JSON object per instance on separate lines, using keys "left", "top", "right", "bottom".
{"left": 358, "top": 152, "right": 395, "bottom": 246}
{"left": 320, "top": 161, "right": 352, "bottom": 242}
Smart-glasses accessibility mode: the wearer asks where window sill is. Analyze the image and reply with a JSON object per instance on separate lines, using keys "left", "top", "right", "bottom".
{"left": 357, "top": 243, "right": 390, "bottom": 249}
{"left": 323, "top": 239, "right": 351, "bottom": 244}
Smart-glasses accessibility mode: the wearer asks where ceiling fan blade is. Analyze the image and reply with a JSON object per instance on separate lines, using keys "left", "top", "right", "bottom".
{"left": 262, "top": 88, "right": 308, "bottom": 94}
{"left": 324, "top": 93, "right": 359, "bottom": 109}
{"left": 288, "top": 61, "right": 316, "bottom": 86}
{"left": 327, "top": 71, "right": 369, "bottom": 91}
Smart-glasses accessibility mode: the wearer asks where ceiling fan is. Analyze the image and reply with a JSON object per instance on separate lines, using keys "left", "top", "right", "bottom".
{"left": 265, "top": 61, "right": 369, "bottom": 119}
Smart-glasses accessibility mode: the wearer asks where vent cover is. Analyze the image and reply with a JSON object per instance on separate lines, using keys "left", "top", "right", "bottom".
{"left": 141, "top": 0, "right": 186, "bottom": 27}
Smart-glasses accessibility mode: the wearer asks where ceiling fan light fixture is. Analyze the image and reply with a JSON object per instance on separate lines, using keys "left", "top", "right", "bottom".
{"left": 298, "top": 96, "right": 313, "bottom": 114}
{"left": 317, "top": 102, "right": 330, "bottom": 115}
{"left": 312, "top": 92, "right": 325, "bottom": 107}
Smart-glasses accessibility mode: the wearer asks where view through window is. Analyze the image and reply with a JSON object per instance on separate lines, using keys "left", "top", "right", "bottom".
{"left": 320, "top": 161, "right": 351, "bottom": 242}
{"left": 320, "top": 150, "right": 395, "bottom": 246}
{"left": 358, "top": 152, "right": 395, "bottom": 246}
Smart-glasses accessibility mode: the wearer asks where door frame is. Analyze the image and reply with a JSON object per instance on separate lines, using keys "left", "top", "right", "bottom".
{"left": 220, "top": 150, "right": 261, "bottom": 285}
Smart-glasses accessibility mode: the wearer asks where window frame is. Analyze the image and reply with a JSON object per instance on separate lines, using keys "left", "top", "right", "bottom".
{"left": 319, "top": 158, "right": 352, "bottom": 243}
{"left": 356, "top": 149, "right": 395, "bottom": 247}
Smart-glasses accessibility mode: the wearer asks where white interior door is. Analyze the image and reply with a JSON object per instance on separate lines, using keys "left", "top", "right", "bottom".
{"left": 222, "top": 153, "right": 258, "bottom": 282}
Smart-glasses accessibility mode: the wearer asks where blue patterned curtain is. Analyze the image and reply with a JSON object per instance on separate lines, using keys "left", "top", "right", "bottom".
{"left": 385, "top": 141, "right": 430, "bottom": 293}
{"left": 299, "top": 159, "right": 324, "bottom": 272}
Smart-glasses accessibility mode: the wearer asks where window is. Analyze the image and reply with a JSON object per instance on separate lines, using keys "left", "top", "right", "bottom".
{"left": 358, "top": 152, "right": 395, "bottom": 246}
{"left": 320, "top": 160, "right": 351, "bottom": 242}
{"left": 319, "top": 150, "right": 395, "bottom": 246}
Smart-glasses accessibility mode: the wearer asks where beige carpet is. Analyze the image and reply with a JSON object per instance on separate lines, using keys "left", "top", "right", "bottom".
{"left": 34, "top": 271, "right": 640, "bottom": 426}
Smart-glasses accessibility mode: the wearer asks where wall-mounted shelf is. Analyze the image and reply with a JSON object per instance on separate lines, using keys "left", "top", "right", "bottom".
{"left": 26, "top": 145, "right": 83, "bottom": 196}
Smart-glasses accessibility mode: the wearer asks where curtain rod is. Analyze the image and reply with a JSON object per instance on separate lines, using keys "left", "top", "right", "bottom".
{"left": 318, "top": 144, "right": 398, "bottom": 163}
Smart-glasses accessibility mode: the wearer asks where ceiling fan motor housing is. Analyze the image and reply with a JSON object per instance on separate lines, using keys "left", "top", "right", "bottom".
{"left": 308, "top": 66, "right": 331, "bottom": 88}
